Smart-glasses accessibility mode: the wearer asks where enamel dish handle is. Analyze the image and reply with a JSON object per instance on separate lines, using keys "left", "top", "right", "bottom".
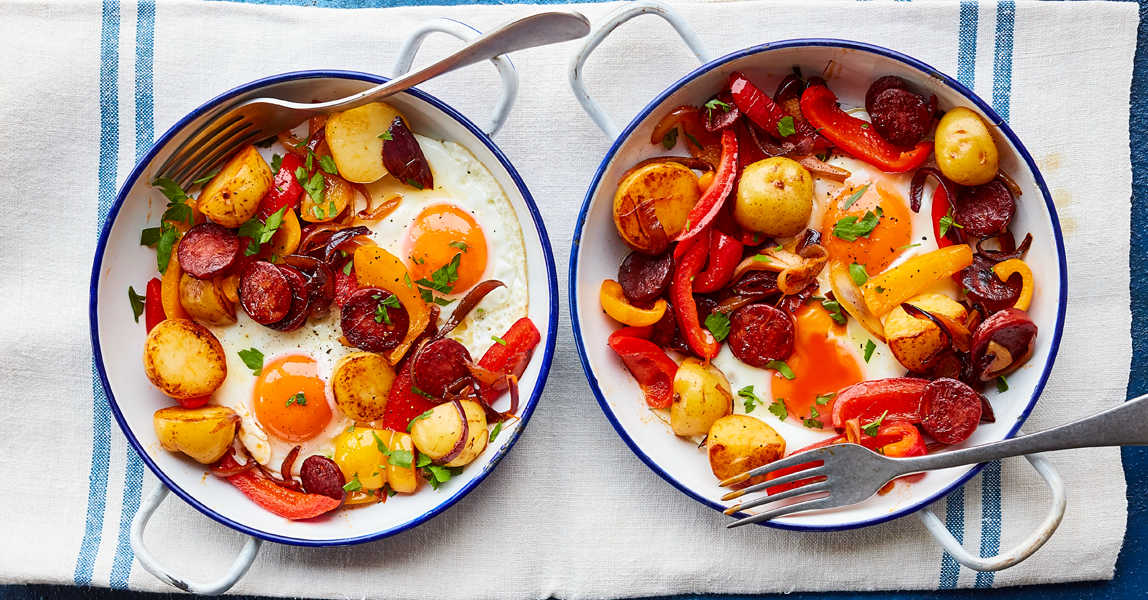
{"left": 918, "top": 449, "right": 1066, "bottom": 571}
{"left": 394, "top": 17, "right": 520, "bottom": 136}
{"left": 131, "top": 484, "right": 262, "bottom": 595}
{"left": 568, "top": 0, "right": 713, "bottom": 141}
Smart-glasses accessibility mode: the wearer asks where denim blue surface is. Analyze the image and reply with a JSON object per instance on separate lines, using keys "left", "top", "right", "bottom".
{"left": 7, "top": 0, "right": 1145, "bottom": 597}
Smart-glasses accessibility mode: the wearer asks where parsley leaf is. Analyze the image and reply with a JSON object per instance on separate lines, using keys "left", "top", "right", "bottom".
{"left": 238, "top": 348, "right": 264, "bottom": 376}
{"left": 405, "top": 178, "right": 424, "bottom": 190}
{"left": 704, "top": 311, "right": 731, "bottom": 342}
{"left": 295, "top": 167, "right": 324, "bottom": 204}
{"left": 387, "top": 448, "right": 414, "bottom": 469}
{"left": 777, "top": 115, "right": 796, "bottom": 138}
{"left": 192, "top": 169, "right": 220, "bottom": 186}
{"left": 406, "top": 409, "right": 434, "bottom": 432}
{"left": 862, "top": 410, "right": 888, "bottom": 437}
{"left": 661, "top": 127, "right": 679, "bottom": 150}
{"left": 285, "top": 392, "right": 307, "bottom": 407}
{"left": 155, "top": 226, "right": 180, "bottom": 273}
{"left": 489, "top": 421, "right": 504, "bottom": 443}
{"left": 140, "top": 227, "right": 162, "bottom": 246}
{"left": 423, "top": 464, "right": 462, "bottom": 490}
{"left": 803, "top": 405, "right": 823, "bottom": 428}
{"left": 684, "top": 131, "right": 703, "bottom": 150}
{"left": 705, "top": 98, "right": 732, "bottom": 118}
{"left": 997, "top": 376, "right": 1009, "bottom": 393}
{"left": 319, "top": 155, "right": 339, "bottom": 175}
{"left": 343, "top": 260, "right": 354, "bottom": 275}
{"left": 939, "top": 209, "right": 964, "bottom": 237}
{"left": 237, "top": 207, "right": 287, "bottom": 256}
{"left": 738, "top": 385, "right": 764, "bottom": 414}
{"left": 152, "top": 177, "right": 188, "bottom": 205}
{"left": 416, "top": 453, "right": 433, "bottom": 468}
{"left": 898, "top": 243, "right": 922, "bottom": 250}
{"left": 832, "top": 208, "right": 882, "bottom": 242}
{"left": 821, "top": 298, "right": 847, "bottom": 325}
{"left": 343, "top": 475, "right": 362, "bottom": 492}
{"left": 766, "top": 360, "right": 796, "bottom": 380}
{"left": 372, "top": 431, "right": 389, "bottom": 454}
{"left": 404, "top": 272, "right": 413, "bottom": 289}
{"left": 815, "top": 392, "right": 835, "bottom": 405}
{"left": 863, "top": 339, "right": 877, "bottom": 363}
{"left": 752, "top": 254, "right": 772, "bottom": 263}
{"left": 128, "top": 286, "right": 146, "bottom": 322}
{"left": 378, "top": 130, "right": 393, "bottom": 141}
{"left": 841, "top": 183, "right": 871, "bottom": 210}
{"left": 849, "top": 263, "right": 869, "bottom": 286}
{"left": 492, "top": 335, "right": 508, "bottom": 346}
{"left": 270, "top": 154, "right": 283, "bottom": 173}
{"left": 768, "top": 398, "right": 788, "bottom": 421}
{"left": 375, "top": 303, "right": 392, "bottom": 325}
{"left": 449, "top": 241, "right": 469, "bottom": 252}
{"left": 414, "top": 253, "right": 462, "bottom": 304}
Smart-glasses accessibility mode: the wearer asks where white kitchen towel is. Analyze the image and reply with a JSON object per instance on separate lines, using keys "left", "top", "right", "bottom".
{"left": 0, "top": 0, "right": 1135, "bottom": 595}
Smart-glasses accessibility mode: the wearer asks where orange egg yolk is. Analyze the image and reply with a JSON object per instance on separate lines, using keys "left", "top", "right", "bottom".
{"left": 772, "top": 303, "right": 864, "bottom": 428}
{"left": 821, "top": 182, "right": 912, "bottom": 275}
{"left": 406, "top": 203, "right": 488, "bottom": 292}
{"left": 253, "top": 355, "right": 331, "bottom": 443}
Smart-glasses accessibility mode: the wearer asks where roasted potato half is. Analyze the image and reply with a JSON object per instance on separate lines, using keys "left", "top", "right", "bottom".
{"left": 734, "top": 157, "right": 813, "bottom": 237}
{"left": 613, "top": 162, "right": 701, "bottom": 254}
{"left": 884, "top": 292, "right": 968, "bottom": 372}
{"left": 179, "top": 274, "right": 236, "bottom": 326}
{"left": 153, "top": 406, "right": 240, "bottom": 464}
{"left": 300, "top": 171, "right": 355, "bottom": 223}
{"left": 707, "top": 415, "right": 785, "bottom": 487}
{"left": 410, "top": 399, "right": 488, "bottom": 467}
{"left": 670, "top": 358, "right": 732, "bottom": 437}
{"left": 143, "top": 318, "right": 227, "bottom": 399}
{"left": 325, "top": 102, "right": 405, "bottom": 183}
{"left": 197, "top": 145, "right": 273, "bottom": 228}
{"left": 330, "top": 352, "right": 395, "bottom": 422}
{"left": 934, "top": 107, "right": 1000, "bottom": 186}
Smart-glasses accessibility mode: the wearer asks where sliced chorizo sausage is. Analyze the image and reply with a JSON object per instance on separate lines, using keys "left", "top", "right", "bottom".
{"left": 870, "top": 87, "right": 932, "bottom": 148}
{"left": 266, "top": 265, "right": 311, "bottom": 332}
{"left": 970, "top": 308, "right": 1038, "bottom": 380}
{"left": 954, "top": 180, "right": 1015, "bottom": 238}
{"left": 340, "top": 287, "right": 410, "bottom": 353}
{"left": 648, "top": 298, "right": 677, "bottom": 349}
{"left": 618, "top": 250, "right": 674, "bottom": 303}
{"left": 865, "top": 76, "right": 909, "bottom": 115}
{"left": 728, "top": 304, "right": 795, "bottom": 368}
{"left": 239, "top": 260, "right": 292, "bottom": 324}
{"left": 410, "top": 338, "right": 474, "bottom": 400}
{"left": 961, "top": 254, "right": 1023, "bottom": 313}
{"left": 921, "top": 378, "right": 983, "bottom": 444}
{"left": 177, "top": 222, "right": 242, "bottom": 279}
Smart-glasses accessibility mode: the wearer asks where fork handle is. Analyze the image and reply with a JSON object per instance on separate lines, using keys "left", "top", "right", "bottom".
{"left": 891, "top": 392, "right": 1148, "bottom": 476}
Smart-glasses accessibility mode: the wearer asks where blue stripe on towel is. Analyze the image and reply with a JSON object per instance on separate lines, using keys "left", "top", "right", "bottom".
{"left": 75, "top": 0, "right": 121, "bottom": 585}
{"left": 938, "top": 2, "right": 977, "bottom": 589}
{"left": 974, "top": 1, "right": 1014, "bottom": 588}
{"left": 108, "top": 0, "right": 155, "bottom": 588}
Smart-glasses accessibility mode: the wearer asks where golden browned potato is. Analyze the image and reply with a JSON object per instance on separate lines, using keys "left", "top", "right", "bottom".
{"left": 707, "top": 415, "right": 786, "bottom": 486}
{"left": 197, "top": 146, "right": 273, "bottom": 228}
{"left": 386, "top": 432, "right": 420, "bottom": 493}
{"left": 884, "top": 292, "right": 968, "bottom": 372}
{"left": 410, "top": 399, "right": 488, "bottom": 467}
{"left": 734, "top": 157, "right": 813, "bottom": 237}
{"left": 300, "top": 172, "right": 355, "bottom": 222}
{"left": 614, "top": 162, "right": 701, "bottom": 253}
{"left": 670, "top": 358, "right": 732, "bottom": 437}
{"left": 934, "top": 107, "right": 999, "bottom": 186}
{"left": 330, "top": 352, "right": 395, "bottom": 422}
{"left": 143, "top": 319, "right": 227, "bottom": 399}
{"left": 325, "top": 102, "right": 405, "bottom": 183}
{"left": 153, "top": 405, "right": 239, "bottom": 464}
{"left": 178, "top": 274, "right": 236, "bottom": 326}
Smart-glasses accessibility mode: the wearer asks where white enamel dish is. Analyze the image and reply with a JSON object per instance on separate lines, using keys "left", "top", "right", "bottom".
{"left": 89, "top": 20, "right": 557, "bottom": 593}
{"left": 567, "top": 1, "right": 1067, "bottom": 568}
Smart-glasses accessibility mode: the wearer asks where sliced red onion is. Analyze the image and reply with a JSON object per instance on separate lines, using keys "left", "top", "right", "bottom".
{"left": 436, "top": 397, "right": 470, "bottom": 466}
{"left": 909, "top": 167, "right": 957, "bottom": 214}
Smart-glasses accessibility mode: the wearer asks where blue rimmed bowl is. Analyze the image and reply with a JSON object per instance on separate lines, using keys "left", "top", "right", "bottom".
{"left": 89, "top": 64, "right": 557, "bottom": 554}
{"left": 567, "top": 1, "right": 1066, "bottom": 538}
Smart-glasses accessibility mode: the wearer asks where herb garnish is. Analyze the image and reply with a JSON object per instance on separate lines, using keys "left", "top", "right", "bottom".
{"left": 841, "top": 184, "right": 871, "bottom": 210}
{"left": 705, "top": 311, "right": 731, "bottom": 342}
{"left": 833, "top": 207, "right": 883, "bottom": 242}
{"left": 862, "top": 410, "right": 888, "bottom": 437}
{"left": 238, "top": 348, "right": 265, "bottom": 376}
{"left": 128, "top": 286, "right": 146, "bottom": 322}
{"left": 766, "top": 360, "right": 796, "bottom": 380}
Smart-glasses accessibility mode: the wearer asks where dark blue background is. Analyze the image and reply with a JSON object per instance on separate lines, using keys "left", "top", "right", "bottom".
{"left": 12, "top": 0, "right": 1145, "bottom": 597}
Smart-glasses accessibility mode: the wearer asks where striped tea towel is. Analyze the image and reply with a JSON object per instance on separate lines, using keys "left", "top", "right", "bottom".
{"left": 0, "top": 0, "right": 1135, "bottom": 595}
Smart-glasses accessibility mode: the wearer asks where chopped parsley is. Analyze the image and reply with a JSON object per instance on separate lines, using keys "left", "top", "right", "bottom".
{"left": 704, "top": 311, "right": 731, "bottom": 342}
{"left": 738, "top": 385, "right": 764, "bottom": 414}
{"left": 449, "top": 241, "right": 469, "bottom": 252}
{"left": 704, "top": 98, "right": 732, "bottom": 118}
{"left": 997, "top": 376, "right": 1009, "bottom": 393}
{"left": 489, "top": 421, "right": 504, "bottom": 443}
{"left": 938, "top": 209, "right": 964, "bottom": 237}
{"left": 875, "top": 286, "right": 886, "bottom": 294}
{"left": 411, "top": 386, "right": 435, "bottom": 400}
{"left": 343, "top": 260, "right": 354, "bottom": 275}
{"left": 862, "top": 410, "right": 888, "bottom": 437}
{"left": 768, "top": 398, "right": 788, "bottom": 421}
{"left": 777, "top": 115, "right": 796, "bottom": 138}
{"left": 841, "top": 184, "right": 871, "bottom": 210}
{"left": 238, "top": 348, "right": 265, "bottom": 376}
{"left": 423, "top": 463, "right": 462, "bottom": 490}
{"left": 815, "top": 392, "right": 835, "bottom": 405}
{"left": 128, "top": 286, "right": 146, "bottom": 322}
{"left": 661, "top": 127, "right": 679, "bottom": 150}
{"left": 374, "top": 294, "right": 401, "bottom": 325}
{"left": 285, "top": 392, "right": 307, "bottom": 407}
{"left": 849, "top": 262, "right": 869, "bottom": 286}
{"left": 492, "top": 335, "right": 508, "bottom": 346}
{"left": 863, "top": 339, "right": 877, "bottom": 363}
{"left": 378, "top": 130, "right": 393, "bottom": 141}
{"left": 143, "top": 178, "right": 195, "bottom": 273}
{"left": 270, "top": 154, "right": 283, "bottom": 173}
{"left": 752, "top": 254, "right": 772, "bottom": 263}
{"left": 343, "top": 475, "right": 362, "bottom": 492}
{"left": 803, "top": 405, "right": 823, "bottom": 429}
{"left": 766, "top": 360, "right": 796, "bottom": 380}
{"left": 832, "top": 207, "right": 883, "bottom": 242}
{"left": 237, "top": 206, "right": 287, "bottom": 256}
{"left": 898, "top": 243, "right": 922, "bottom": 250}
{"left": 821, "top": 297, "right": 847, "bottom": 325}
{"left": 414, "top": 253, "right": 462, "bottom": 306}
{"left": 684, "top": 131, "right": 703, "bottom": 150}
{"left": 192, "top": 169, "right": 219, "bottom": 186}
{"left": 406, "top": 409, "right": 434, "bottom": 431}
{"left": 405, "top": 178, "right": 425, "bottom": 191}
{"left": 319, "top": 155, "right": 339, "bottom": 175}
{"left": 295, "top": 167, "right": 325, "bottom": 205}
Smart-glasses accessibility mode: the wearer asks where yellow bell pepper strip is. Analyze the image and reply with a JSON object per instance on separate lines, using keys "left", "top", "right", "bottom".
{"left": 161, "top": 238, "right": 191, "bottom": 320}
{"left": 600, "top": 279, "right": 668, "bottom": 327}
{"left": 992, "top": 258, "right": 1033, "bottom": 311}
{"left": 673, "top": 129, "right": 739, "bottom": 259}
{"left": 861, "top": 245, "right": 974, "bottom": 317}
{"left": 354, "top": 245, "right": 430, "bottom": 364}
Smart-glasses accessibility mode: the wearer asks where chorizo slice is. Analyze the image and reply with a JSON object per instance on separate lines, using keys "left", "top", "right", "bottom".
{"left": 921, "top": 378, "right": 983, "bottom": 444}
{"left": 865, "top": 76, "right": 909, "bottom": 115}
{"left": 340, "top": 287, "right": 410, "bottom": 353}
{"left": 267, "top": 265, "right": 311, "bottom": 332}
{"left": 239, "top": 260, "right": 292, "bottom": 324}
{"left": 411, "top": 338, "right": 474, "bottom": 400}
{"left": 177, "top": 222, "right": 242, "bottom": 279}
{"left": 955, "top": 180, "right": 1015, "bottom": 238}
{"left": 870, "top": 87, "right": 932, "bottom": 148}
{"left": 618, "top": 250, "right": 674, "bottom": 303}
{"left": 728, "top": 304, "right": 795, "bottom": 368}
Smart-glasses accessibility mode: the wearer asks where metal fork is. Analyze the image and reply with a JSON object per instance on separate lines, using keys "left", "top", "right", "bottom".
{"left": 155, "top": 9, "right": 591, "bottom": 187}
{"left": 719, "top": 391, "right": 1148, "bottom": 528}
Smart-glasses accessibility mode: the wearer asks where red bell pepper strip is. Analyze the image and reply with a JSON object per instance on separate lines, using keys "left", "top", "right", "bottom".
{"left": 730, "top": 71, "right": 831, "bottom": 152}
{"left": 830, "top": 377, "right": 929, "bottom": 429}
{"left": 671, "top": 237, "right": 720, "bottom": 359}
{"left": 673, "top": 129, "right": 739, "bottom": 258}
{"left": 257, "top": 152, "right": 305, "bottom": 219}
{"left": 608, "top": 325, "right": 653, "bottom": 340}
{"left": 382, "top": 359, "right": 437, "bottom": 432}
{"left": 144, "top": 277, "right": 165, "bottom": 333}
{"left": 693, "top": 228, "right": 743, "bottom": 293}
{"left": 608, "top": 331, "right": 678, "bottom": 408}
{"left": 764, "top": 424, "right": 912, "bottom": 495}
{"left": 931, "top": 184, "right": 954, "bottom": 249}
{"left": 218, "top": 454, "right": 341, "bottom": 519}
{"left": 800, "top": 84, "right": 934, "bottom": 173}
{"left": 477, "top": 317, "right": 541, "bottom": 404}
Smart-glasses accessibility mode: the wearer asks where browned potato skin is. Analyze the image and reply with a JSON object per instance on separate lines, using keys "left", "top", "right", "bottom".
{"left": 613, "top": 162, "right": 700, "bottom": 254}
{"left": 330, "top": 352, "right": 395, "bottom": 422}
{"left": 153, "top": 406, "right": 240, "bottom": 464}
{"left": 197, "top": 146, "right": 273, "bottom": 228}
{"left": 143, "top": 319, "right": 227, "bottom": 399}
{"left": 178, "top": 274, "right": 236, "bottom": 326}
{"left": 707, "top": 415, "right": 786, "bottom": 487}
{"left": 884, "top": 292, "right": 968, "bottom": 372}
